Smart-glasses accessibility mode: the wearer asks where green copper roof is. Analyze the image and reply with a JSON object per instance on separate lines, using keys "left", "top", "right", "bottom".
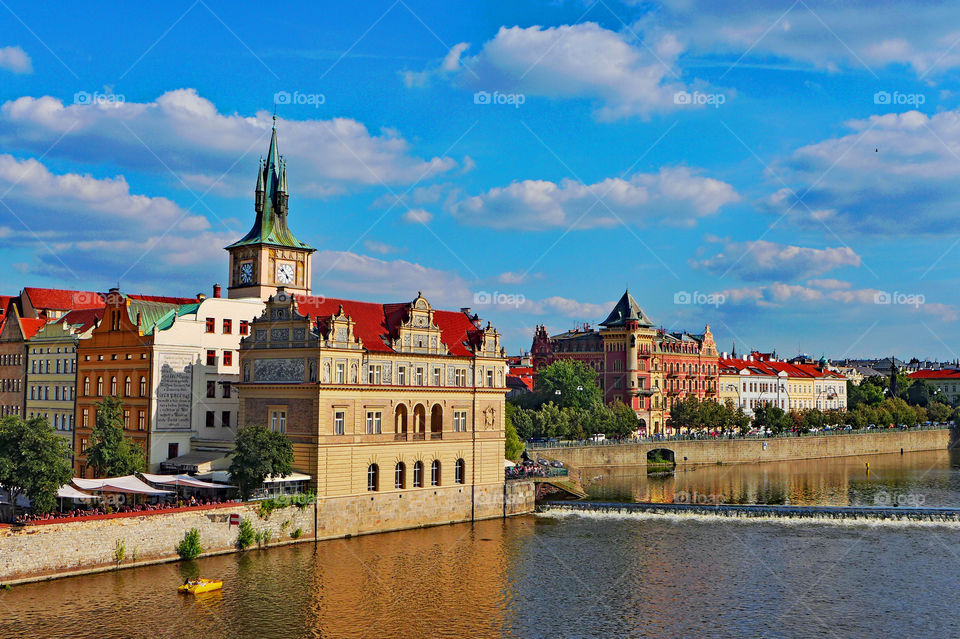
{"left": 600, "top": 289, "right": 654, "bottom": 328}
{"left": 130, "top": 301, "right": 199, "bottom": 335}
{"left": 226, "top": 118, "right": 314, "bottom": 251}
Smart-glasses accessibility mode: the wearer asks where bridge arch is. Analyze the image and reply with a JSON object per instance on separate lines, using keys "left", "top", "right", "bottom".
{"left": 647, "top": 448, "right": 676, "bottom": 468}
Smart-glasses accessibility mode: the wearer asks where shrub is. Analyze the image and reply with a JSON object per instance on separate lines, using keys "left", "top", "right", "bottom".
{"left": 114, "top": 538, "right": 126, "bottom": 565}
{"left": 236, "top": 518, "right": 256, "bottom": 550}
{"left": 291, "top": 528, "right": 303, "bottom": 539}
{"left": 176, "top": 528, "right": 203, "bottom": 560}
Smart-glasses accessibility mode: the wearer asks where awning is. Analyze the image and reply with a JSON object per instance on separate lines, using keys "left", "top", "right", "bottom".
{"left": 73, "top": 475, "right": 173, "bottom": 495}
{"left": 141, "top": 473, "right": 234, "bottom": 489}
{"left": 57, "top": 484, "right": 99, "bottom": 500}
{"left": 504, "top": 459, "right": 517, "bottom": 468}
{"left": 159, "top": 451, "right": 230, "bottom": 474}
{"left": 262, "top": 472, "right": 312, "bottom": 484}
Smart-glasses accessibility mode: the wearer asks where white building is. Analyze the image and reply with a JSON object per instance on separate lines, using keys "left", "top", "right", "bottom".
{"left": 148, "top": 293, "right": 265, "bottom": 470}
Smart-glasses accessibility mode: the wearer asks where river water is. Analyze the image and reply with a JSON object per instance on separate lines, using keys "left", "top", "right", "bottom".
{"left": 3, "top": 450, "right": 960, "bottom": 638}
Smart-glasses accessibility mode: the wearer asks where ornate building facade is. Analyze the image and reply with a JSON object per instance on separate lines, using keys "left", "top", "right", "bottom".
{"left": 531, "top": 290, "right": 719, "bottom": 434}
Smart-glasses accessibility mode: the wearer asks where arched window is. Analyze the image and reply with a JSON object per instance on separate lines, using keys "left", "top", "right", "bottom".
{"left": 455, "top": 458, "right": 465, "bottom": 484}
{"left": 395, "top": 462, "right": 406, "bottom": 489}
{"left": 83, "top": 377, "right": 90, "bottom": 396}
{"left": 413, "top": 461, "right": 423, "bottom": 488}
{"left": 367, "top": 464, "right": 379, "bottom": 491}
{"left": 110, "top": 376, "right": 117, "bottom": 395}
{"left": 124, "top": 376, "right": 131, "bottom": 397}
{"left": 97, "top": 377, "right": 103, "bottom": 396}
{"left": 140, "top": 376, "right": 146, "bottom": 397}
{"left": 430, "top": 459, "right": 441, "bottom": 487}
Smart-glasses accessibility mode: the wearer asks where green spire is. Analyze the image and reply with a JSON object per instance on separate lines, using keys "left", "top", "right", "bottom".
{"left": 226, "top": 116, "right": 313, "bottom": 251}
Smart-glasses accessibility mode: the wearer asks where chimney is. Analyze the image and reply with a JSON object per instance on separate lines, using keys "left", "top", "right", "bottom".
{"left": 213, "top": 284, "right": 222, "bottom": 298}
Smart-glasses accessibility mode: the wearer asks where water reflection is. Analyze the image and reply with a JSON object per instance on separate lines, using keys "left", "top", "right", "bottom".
{"left": 578, "top": 449, "right": 960, "bottom": 507}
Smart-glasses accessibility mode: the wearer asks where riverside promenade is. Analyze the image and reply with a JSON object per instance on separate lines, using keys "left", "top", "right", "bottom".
{"left": 531, "top": 427, "right": 952, "bottom": 469}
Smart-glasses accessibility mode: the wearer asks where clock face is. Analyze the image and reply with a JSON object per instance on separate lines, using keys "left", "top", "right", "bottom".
{"left": 276, "top": 263, "right": 295, "bottom": 284}
{"left": 239, "top": 262, "right": 253, "bottom": 284}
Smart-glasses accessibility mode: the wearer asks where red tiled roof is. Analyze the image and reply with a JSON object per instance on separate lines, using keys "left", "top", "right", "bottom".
{"left": 60, "top": 307, "right": 105, "bottom": 333}
{"left": 128, "top": 294, "right": 198, "bottom": 304}
{"left": 719, "top": 358, "right": 845, "bottom": 380}
{"left": 23, "top": 287, "right": 103, "bottom": 311}
{"left": 296, "top": 296, "right": 482, "bottom": 357}
{"left": 20, "top": 318, "right": 48, "bottom": 340}
{"left": 507, "top": 374, "right": 534, "bottom": 391}
{"left": 0, "top": 295, "right": 13, "bottom": 315}
{"left": 909, "top": 369, "right": 960, "bottom": 379}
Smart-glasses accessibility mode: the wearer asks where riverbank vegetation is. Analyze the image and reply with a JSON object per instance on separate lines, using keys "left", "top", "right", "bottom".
{"left": 0, "top": 415, "right": 72, "bottom": 518}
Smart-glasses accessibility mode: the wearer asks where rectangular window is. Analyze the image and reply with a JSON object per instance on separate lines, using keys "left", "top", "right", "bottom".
{"left": 222, "top": 382, "right": 231, "bottom": 398}
{"left": 454, "top": 410, "right": 468, "bottom": 432}
{"left": 433, "top": 367, "right": 441, "bottom": 386}
{"left": 270, "top": 409, "right": 287, "bottom": 433}
{"left": 367, "top": 365, "right": 382, "bottom": 384}
{"left": 222, "top": 319, "right": 232, "bottom": 334}
{"left": 206, "top": 411, "right": 215, "bottom": 428}
{"left": 223, "top": 350, "right": 233, "bottom": 366}
{"left": 221, "top": 411, "right": 230, "bottom": 428}
{"left": 336, "top": 363, "right": 344, "bottom": 384}
{"left": 240, "top": 320, "right": 249, "bottom": 335}
{"left": 168, "top": 443, "right": 179, "bottom": 460}
{"left": 123, "top": 410, "right": 130, "bottom": 429}
{"left": 334, "top": 411, "right": 345, "bottom": 435}
{"left": 206, "top": 350, "right": 216, "bottom": 366}
{"left": 366, "top": 411, "right": 382, "bottom": 434}
{"left": 205, "top": 317, "right": 215, "bottom": 333}
{"left": 455, "top": 368, "right": 467, "bottom": 387}
{"left": 206, "top": 380, "right": 216, "bottom": 398}
{"left": 138, "top": 411, "right": 145, "bottom": 431}
{"left": 397, "top": 366, "right": 406, "bottom": 385}
{"left": 82, "top": 408, "right": 89, "bottom": 427}
{"left": 415, "top": 367, "right": 424, "bottom": 386}
{"left": 81, "top": 438, "right": 88, "bottom": 453}
{"left": 487, "top": 370, "right": 494, "bottom": 387}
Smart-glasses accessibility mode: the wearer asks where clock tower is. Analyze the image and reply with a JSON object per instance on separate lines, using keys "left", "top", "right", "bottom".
{"left": 226, "top": 116, "right": 315, "bottom": 300}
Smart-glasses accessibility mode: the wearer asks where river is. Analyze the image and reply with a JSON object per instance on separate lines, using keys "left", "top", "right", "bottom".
{"left": 3, "top": 450, "right": 960, "bottom": 638}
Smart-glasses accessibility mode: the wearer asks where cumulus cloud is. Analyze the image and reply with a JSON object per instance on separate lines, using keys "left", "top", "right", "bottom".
{"left": 415, "top": 23, "right": 716, "bottom": 119}
{"left": 401, "top": 208, "right": 433, "bottom": 224}
{"left": 0, "top": 46, "right": 31, "bottom": 74}
{"left": 449, "top": 167, "right": 738, "bottom": 230}
{"left": 0, "top": 89, "right": 456, "bottom": 195}
{"left": 765, "top": 109, "right": 960, "bottom": 234}
{"left": 363, "top": 240, "right": 401, "bottom": 255}
{"left": 691, "top": 240, "right": 861, "bottom": 281}
{"left": 637, "top": 0, "right": 960, "bottom": 77}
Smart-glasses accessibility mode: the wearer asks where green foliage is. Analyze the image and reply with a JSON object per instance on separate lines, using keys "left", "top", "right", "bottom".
{"left": 927, "top": 402, "right": 952, "bottom": 423}
{"left": 256, "top": 492, "right": 315, "bottom": 519}
{"left": 291, "top": 527, "right": 303, "bottom": 539}
{"left": 229, "top": 424, "right": 294, "bottom": 500}
{"left": 176, "top": 528, "right": 203, "bottom": 560}
{"left": 533, "top": 361, "right": 603, "bottom": 410}
{"left": 667, "top": 396, "right": 749, "bottom": 433}
{"left": 114, "top": 538, "right": 126, "bottom": 565}
{"left": 752, "top": 404, "right": 791, "bottom": 435}
{"left": 236, "top": 518, "right": 256, "bottom": 549}
{"left": 608, "top": 401, "right": 640, "bottom": 437}
{"left": 907, "top": 380, "right": 932, "bottom": 407}
{"left": 504, "top": 404, "right": 524, "bottom": 461}
{"left": 507, "top": 401, "right": 534, "bottom": 440}
{"left": 85, "top": 397, "right": 145, "bottom": 477}
{"left": 0, "top": 415, "right": 73, "bottom": 517}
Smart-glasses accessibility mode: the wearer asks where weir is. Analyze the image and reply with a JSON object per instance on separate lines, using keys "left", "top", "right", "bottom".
{"left": 538, "top": 500, "right": 960, "bottom": 523}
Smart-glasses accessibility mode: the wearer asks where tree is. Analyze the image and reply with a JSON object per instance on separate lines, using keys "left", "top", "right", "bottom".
{"left": 667, "top": 395, "right": 700, "bottom": 432}
{"left": 0, "top": 415, "right": 73, "bottom": 517}
{"left": 907, "top": 380, "right": 932, "bottom": 407}
{"left": 507, "top": 402, "right": 535, "bottom": 441}
{"left": 608, "top": 401, "right": 640, "bottom": 437}
{"left": 530, "top": 402, "right": 569, "bottom": 439}
{"left": 504, "top": 406, "right": 524, "bottom": 461}
{"left": 753, "top": 404, "right": 790, "bottom": 435}
{"left": 229, "top": 424, "right": 294, "bottom": 500}
{"left": 927, "top": 401, "right": 952, "bottom": 423}
{"left": 533, "top": 361, "right": 602, "bottom": 410}
{"left": 86, "top": 396, "right": 145, "bottom": 477}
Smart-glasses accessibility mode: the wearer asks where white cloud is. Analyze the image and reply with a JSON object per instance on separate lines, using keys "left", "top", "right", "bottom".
{"left": 806, "top": 278, "right": 851, "bottom": 290}
{"left": 450, "top": 166, "right": 738, "bottom": 230}
{"left": 419, "top": 23, "right": 714, "bottom": 119}
{"left": 765, "top": 108, "right": 960, "bottom": 233}
{"left": 402, "top": 208, "right": 433, "bottom": 224}
{"left": 0, "top": 89, "right": 456, "bottom": 194}
{"left": 363, "top": 240, "right": 400, "bottom": 255}
{"left": 0, "top": 46, "right": 31, "bottom": 74}
{"left": 691, "top": 240, "right": 861, "bottom": 281}
{"left": 497, "top": 271, "right": 527, "bottom": 284}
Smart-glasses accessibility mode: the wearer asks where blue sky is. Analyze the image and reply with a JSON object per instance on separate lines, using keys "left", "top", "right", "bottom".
{"left": 1, "top": 0, "right": 958, "bottom": 359}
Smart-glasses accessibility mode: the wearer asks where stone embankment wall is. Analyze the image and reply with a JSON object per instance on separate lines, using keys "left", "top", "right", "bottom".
{"left": 539, "top": 429, "right": 951, "bottom": 469}
{"left": 0, "top": 480, "right": 536, "bottom": 584}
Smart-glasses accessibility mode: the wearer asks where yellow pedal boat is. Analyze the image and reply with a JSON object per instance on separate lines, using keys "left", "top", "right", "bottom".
{"left": 178, "top": 578, "right": 223, "bottom": 594}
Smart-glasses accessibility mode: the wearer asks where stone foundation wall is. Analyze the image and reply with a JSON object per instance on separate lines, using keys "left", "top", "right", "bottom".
{"left": 539, "top": 429, "right": 951, "bottom": 469}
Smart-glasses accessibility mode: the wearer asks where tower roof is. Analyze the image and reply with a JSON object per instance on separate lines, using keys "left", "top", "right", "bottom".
{"left": 226, "top": 117, "right": 314, "bottom": 251}
{"left": 599, "top": 289, "right": 654, "bottom": 328}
